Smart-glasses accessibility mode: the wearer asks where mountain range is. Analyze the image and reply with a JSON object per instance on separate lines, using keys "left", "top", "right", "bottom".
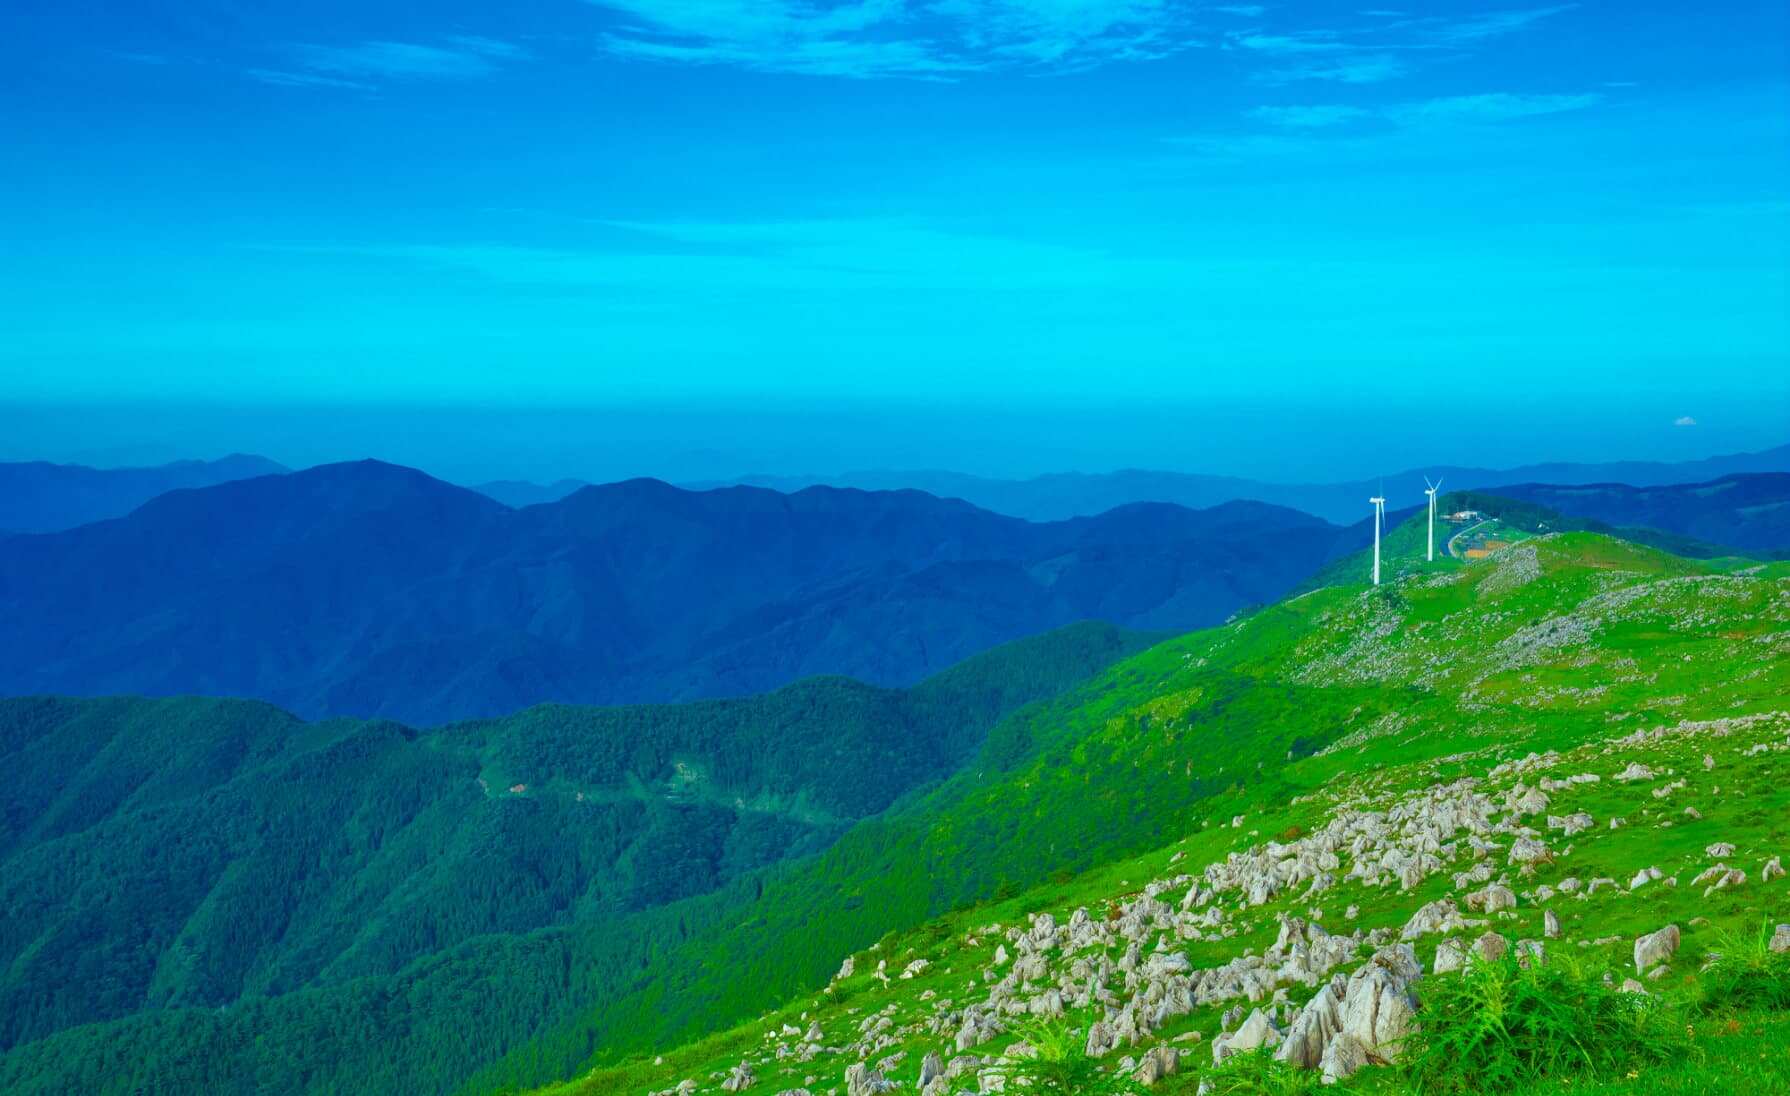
{"left": 0, "top": 460, "right": 1338, "bottom": 725}
{"left": 0, "top": 454, "right": 286, "bottom": 535}
{"left": 690, "top": 444, "right": 1790, "bottom": 525}
{"left": 1489, "top": 473, "right": 1790, "bottom": 554}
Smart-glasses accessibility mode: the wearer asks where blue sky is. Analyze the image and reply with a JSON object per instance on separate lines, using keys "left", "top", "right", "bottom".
{"left": 2, "top": 1, "right": 1786, "bottom": 480}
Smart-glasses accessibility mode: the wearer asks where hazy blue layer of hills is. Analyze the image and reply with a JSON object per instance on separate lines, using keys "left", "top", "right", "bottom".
{"left": 690, "top": 444, "right": 1790, "bottom": 524}
{"left": 0, "top": 460, "right": 1335, "bottom": 725}
{"left": 0, "top": 623, "right": 1147, "bottom": 1090}
{"left": 472, "top": 478, "right": 596, "bottom": 508}
{"left": 0, "top": 454, "right": 286, "bottom": 535}
{"left": 1489, "top": 473, "right": 1790, "bottom": 554}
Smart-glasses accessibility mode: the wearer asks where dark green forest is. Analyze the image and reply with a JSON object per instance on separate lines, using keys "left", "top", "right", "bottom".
{"left": 0, "top": 621, "right": 1154, "bottom": 1095}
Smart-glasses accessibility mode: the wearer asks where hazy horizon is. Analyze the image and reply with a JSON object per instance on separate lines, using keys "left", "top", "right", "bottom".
{"left": 2, "top": 395, "right": 1785, "bottom": 487}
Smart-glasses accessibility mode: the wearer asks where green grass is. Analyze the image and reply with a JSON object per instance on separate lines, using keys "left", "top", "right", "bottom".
{"left": 1401, "top": 953, "right": 1692, "bottom": 1094}
{"left": 522, "top": 531, "right": 1789, "bottom": 1096}
{"left": 1696, "top": 921, "right": 1790, "bottom": 1014}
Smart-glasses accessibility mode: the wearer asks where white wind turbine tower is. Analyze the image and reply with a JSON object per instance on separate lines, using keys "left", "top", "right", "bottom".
{"left": 1369, "top": 493, "right": 1387, "bottom": 585}
{"left": 1423, "top": 476, "right": 1443, "bottom": 562}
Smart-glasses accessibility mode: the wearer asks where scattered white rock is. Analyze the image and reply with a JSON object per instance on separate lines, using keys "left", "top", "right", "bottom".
{"left": 1633, "top": 925, "right": 1680, "bottom": 976}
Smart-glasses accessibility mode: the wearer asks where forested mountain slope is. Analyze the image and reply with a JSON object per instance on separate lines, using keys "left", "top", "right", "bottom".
{"left": 0, "top": 623, "right": 1150, "bottom": 1092}
{"left": 0, "top": 460, "right": 1336, "bottom": 724}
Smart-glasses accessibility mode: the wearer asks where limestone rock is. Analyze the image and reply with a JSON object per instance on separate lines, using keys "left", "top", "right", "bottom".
{"left": 1336, "top": 946, "right": 1418, "bottom": 1060}
{"left": 722, "top": 1062, "right": 755, "bottom": 1092}
{"left": 1273, "top": 976, "right": 1345, "bottom": 1068}
{"left": 1471, "top": 931, "right": 1509, "bottom": 965}
{"left": 918, "top": 1052, "right": 945, "bottom": 1090}
{"left": 1211, "top": 1008, "right": 1281, "bottom": 1063}
{"left": 1433, "top": 938, "right": 1465, "bottom": 975}
{"left": 1135, "top": 1046, "right": 1180, "bottom": 1086}
{"left": 1633, "top": 925, "right": 1680, "bottom": 975}
{"left": 1319, "top": 1033, "right": 1369, "bottom": 1085}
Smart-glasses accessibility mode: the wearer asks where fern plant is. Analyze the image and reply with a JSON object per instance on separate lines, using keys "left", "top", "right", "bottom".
{"left": 1400, "top": 950, "right": 1693, "bottom": 1094}
{"left": 1697, "top": 920, "right": 1790, "bottom": 1014}
{"left": 985, "top": 1016, "right": 1149, "bottom": 1096}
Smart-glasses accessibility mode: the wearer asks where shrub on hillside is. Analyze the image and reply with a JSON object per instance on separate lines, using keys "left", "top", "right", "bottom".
{"left": 1194, "top": 1048, "right": 1322, "bottom": 1095}
{"left": 1697, "top": 920, "right": 1790, "bottom": 1014}
{"left": 1400, "top": 951, "right": 1693, "bottom": 1094}
{"left": 987, "top": 1018, "right": 1148, "bottom": 1096}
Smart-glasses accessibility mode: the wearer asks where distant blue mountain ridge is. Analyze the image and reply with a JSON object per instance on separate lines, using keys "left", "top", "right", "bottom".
{"left": 0, "top": 453, "right": 287, "bottom": 535}
{"left": 0, "top": 460, "right": 1346, "bottom": 724}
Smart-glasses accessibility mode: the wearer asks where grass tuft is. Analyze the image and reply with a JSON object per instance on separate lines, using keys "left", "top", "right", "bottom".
{"left": 987, "top": 1017, "right": 1149, "bottom": 1096}
{"left": 1195, "top": 1048, "right": 1325, "bottom": 1095}
{"left": 1697, "top": 920, "right": 1790, "bottom": 1014}
{"left": 1401, "top": 951, "right": 1693, "bottom": 1094}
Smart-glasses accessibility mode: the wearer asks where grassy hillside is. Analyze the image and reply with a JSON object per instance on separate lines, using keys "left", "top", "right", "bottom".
{"left": 514, "top": 532, "right": 1790, "bottom": 1096}
{"left": 0, "top": 623, "right": 1154, "bottom": 1095}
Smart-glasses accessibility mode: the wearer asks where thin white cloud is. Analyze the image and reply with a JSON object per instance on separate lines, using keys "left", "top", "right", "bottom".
{"left": 1385, "top": 91, "right": 1602, "bottom": 124}
{"left": 1248, "top": 103, "right": 1371, "bottom": 127}
{"left": 246, "top": 68, "right": 378, "bottom": 92}
{"left": 1260, "top": 52, "right": 1405, "bottom": 83}
{"left": 274, "top": 37, "right": 530, "bottom": 85}
{"left": 1231, "top": 31, "right": 1349, "bottom": 54}
{"left": 1234, "top": 88, "right": 1603, "bottom": 142}
{"left": 1674, "top": 415, "right": 1697, "bottom": 427}
{"left": 583, "top": 1, "right": 1575, "bottom": 80}
{"left": 1419, "top": 4, "right": 1577, "bottom": 44}
{"left": 589, "top": 0, "right": 1201, "bottom": 78}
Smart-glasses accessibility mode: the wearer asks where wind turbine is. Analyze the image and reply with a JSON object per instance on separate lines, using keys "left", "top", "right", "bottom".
{"left": 1369, "top": 493, "right": 1387, "bottom": 585}
{"left": 1423, "top": 477, "right": 1443, "bottom": 562}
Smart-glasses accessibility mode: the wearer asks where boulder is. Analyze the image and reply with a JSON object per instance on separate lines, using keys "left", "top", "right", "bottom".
{"left": 1400, "top": 899, "right": 1462, "bottom": 941}
{"left": 1466, "top": 884, "right": 1517, "bottom": 913}
{"left": 1508, "top": 837, "right": 1552, "bottom": 865}
{"left": 918, "top": 1052, "right": 945, "bottom": 1090}
{"left": 1337, "top": 949, "right": 1418, "bottom": 1059}
{"left": 1135, "top": 1046, "right": 1180, "bottom": 1086}
{"left": 1433, "top": 938, "right": 1466, "bottom": 975}
{"left": 722, "top": 1062, "right": 755, "bottom": 1092}
{"left": 1084, "top": 1021, "right": 1114, "bottom": 1059}
{"left": 1273, "top": 977, "right": 1345, "bottom": 1068}
{"left": 1471, "top": 932, "right": 1509, "bottom": 965}
{"left": 1211, "top": 1008, "right": 1281, "bottom": 1063}
{"left": 1633, "top": 925, "right": 1680, "bottom": 975}
{"left": 1319, "top": 1033, "right": 1370, "bottom": 1085}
